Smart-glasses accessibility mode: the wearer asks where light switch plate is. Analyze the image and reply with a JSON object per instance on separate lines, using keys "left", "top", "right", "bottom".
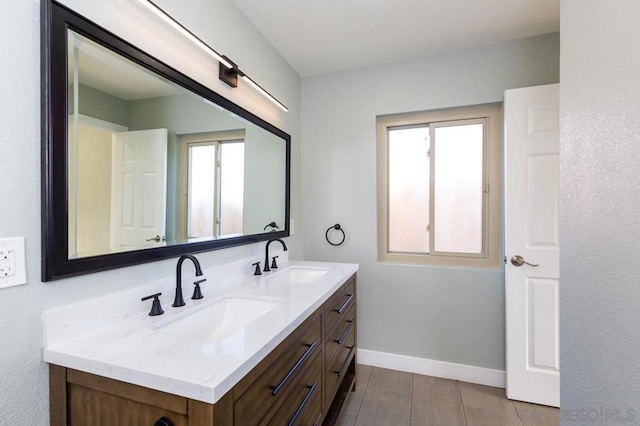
{"left": 0, "top": 237, "right": 26, "bottom": 289}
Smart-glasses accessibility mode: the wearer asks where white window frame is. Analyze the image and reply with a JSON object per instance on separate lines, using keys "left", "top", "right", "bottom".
{"left": 376, "top": 104, "right": 502, "bottom": 268}
{"left": 178, "top": 130, "right": 245, "bottom": 241}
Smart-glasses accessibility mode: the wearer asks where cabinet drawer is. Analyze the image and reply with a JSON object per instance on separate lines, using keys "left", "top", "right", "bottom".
{"left": 325, "top": 322, "right": 356, "bottom": 404}
{"left": 323, "top": 277, "right": 356, "bottom": 336}
{"left": 265, "top": 353, "right": 322, "bottom": 426}
{"left": 324, "top": 303, "right": 356, "bottom": 368}
{"left": 234, "top": 318, "right": 321, "bottom": 425}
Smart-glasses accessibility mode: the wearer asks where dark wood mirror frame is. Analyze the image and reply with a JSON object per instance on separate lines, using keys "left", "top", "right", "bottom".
{"left": 41, "top": 0, "right": 290, "bottom": 281}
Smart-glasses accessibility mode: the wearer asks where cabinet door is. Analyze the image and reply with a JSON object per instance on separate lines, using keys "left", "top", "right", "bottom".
{"left": 68, "top": 383, "right": 188, "bottom": 426}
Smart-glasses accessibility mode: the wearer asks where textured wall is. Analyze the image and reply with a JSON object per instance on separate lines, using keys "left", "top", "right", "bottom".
{"left": 560, "top": 0, "right": 640, "bottom": 419}
{"left": 301, "top": 33, "right": 560, "bottom": 370}
{"left": 0, "top": 0, "right": 300, "bottom": 424}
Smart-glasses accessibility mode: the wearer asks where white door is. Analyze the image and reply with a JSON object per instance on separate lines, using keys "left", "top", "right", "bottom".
{"left": 111, "top": 129, "right": 168, "bottom": 252}
{"left": 504, "top": 84, "right": 559, "bottom": 407}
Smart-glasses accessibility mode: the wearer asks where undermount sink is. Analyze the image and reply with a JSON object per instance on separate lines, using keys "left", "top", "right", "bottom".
{"left": 269, "top": 266, "right": 331, "bottom": 284}
{"left": 153, "top": 296, "right": 281, "bottom": 340}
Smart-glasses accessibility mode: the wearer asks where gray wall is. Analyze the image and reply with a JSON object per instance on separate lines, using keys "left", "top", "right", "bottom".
{"left": 560, "top": 0, "right": 640, "bottom": 418}
{"left": 0, "top": 0, "right": 301, "bottom": 424}
{"left": 78, "top": 84, "right": 130, "bottom": 126}
{"left": 69, "top": 83, "right": 130, "bottom": 126}
{"left": 301, "top": 33, "right": 560, "bottom": 370}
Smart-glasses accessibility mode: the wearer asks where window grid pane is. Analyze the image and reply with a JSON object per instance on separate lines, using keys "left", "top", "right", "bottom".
{"left": 432, "top": 123, "right": 484, "bottom": 254}
{"left": 219, "top": 142, "right": 244, "bottom": 236}
{"left": 187, "top": 145, "right": 216, "bottom": 238}
{"left": 388, "top": 127, "right": 430, "bottom": 253}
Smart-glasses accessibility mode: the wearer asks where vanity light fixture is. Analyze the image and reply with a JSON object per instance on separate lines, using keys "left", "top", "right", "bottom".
{"left": 138, "top": 0, "right": 288, "bottom": 112}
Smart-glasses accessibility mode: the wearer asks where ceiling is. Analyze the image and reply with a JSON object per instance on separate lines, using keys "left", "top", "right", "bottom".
{"left": 69, "top": 31, "right": 183, "bottom": 102}
{"left": 228, "top": 0, "right": 560, "bottom": 77}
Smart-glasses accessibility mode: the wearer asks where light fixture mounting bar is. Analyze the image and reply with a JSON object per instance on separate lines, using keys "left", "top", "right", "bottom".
{"left": 138, "top": 0, "right": 233, "bottom": 69}
{"left": 219, "top": 59, "right": 241, "bottom": 88}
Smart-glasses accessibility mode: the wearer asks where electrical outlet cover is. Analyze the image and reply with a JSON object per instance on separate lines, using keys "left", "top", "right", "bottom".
{"left": 0, "top": 237, "right": 26, "bottom": 289}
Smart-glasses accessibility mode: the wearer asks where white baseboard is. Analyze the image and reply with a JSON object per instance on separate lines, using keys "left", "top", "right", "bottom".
{"left": 357, "top": 349, "right": 505, "bottom": 389}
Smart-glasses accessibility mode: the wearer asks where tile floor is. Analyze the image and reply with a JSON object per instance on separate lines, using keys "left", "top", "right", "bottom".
{"left": 336, "top": 365, "right": 559, "bottom": 426}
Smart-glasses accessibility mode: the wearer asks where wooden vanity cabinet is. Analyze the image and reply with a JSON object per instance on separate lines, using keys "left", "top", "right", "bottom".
{"left": 49, "top": 273, "right": 357, "bottom": 426}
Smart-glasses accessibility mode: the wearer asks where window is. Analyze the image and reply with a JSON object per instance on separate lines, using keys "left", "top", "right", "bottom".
{"left": 377, "top": 105, "right": 501, "bottom": 267}
{"left": 179, "top": 131, "right": 245, "bottom": 240}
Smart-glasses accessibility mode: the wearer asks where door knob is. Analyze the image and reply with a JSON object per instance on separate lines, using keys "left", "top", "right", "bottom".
{"left": 510, "top": 255, "right": 539, "bottom": 267}
{"left": 146, "top": 235, "right": 161, "bottom": 243}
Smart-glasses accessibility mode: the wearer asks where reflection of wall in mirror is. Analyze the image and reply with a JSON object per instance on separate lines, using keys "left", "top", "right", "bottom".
{"left": 76, "top": 125, "right": 112, "bottom": 256}
{"left": 68, "top": 83, "right": 129, "bottom": 127}
{"left": 243, "top": 129, "right": 286, "bottom": 235}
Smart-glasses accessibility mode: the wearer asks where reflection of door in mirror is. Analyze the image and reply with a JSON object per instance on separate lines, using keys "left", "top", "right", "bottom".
{"left": 68, "top": 116, "right": 168, "bottom": 258}
{"left": 110, "top": 129, "right": 168, "bottom": 253}
{"left": 178, "top": 131, "right": 245, "bottom": 241}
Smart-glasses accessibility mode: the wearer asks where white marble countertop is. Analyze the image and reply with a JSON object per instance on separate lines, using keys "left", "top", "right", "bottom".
{"left": 42, "top": 258, "right": 358, "bottom": 404}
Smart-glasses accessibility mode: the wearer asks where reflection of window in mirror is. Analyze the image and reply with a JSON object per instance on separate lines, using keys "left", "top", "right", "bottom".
{"left": 178, "top": 131, "right": 245, "bottom": 241}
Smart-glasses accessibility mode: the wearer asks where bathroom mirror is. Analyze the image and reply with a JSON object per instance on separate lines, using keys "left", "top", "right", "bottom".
{"left": 41, "top": 1, "right": 290, "bottom": 281}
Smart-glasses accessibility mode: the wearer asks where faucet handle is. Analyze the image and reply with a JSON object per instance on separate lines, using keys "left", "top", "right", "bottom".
{"left": 271, "top": 256, "right": 279, "bottom": 269}
{"left": 252, "top": 262, "right": 262, "bottom": 276}
{"left": 192, "top": 278, "right": 206, "bottom": 300}
{"left": 141, "top": 292, "right": 164, "bottom": 316}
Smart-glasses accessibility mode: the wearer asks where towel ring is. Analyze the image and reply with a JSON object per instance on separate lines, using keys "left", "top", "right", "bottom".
{"left": 325, "top": 224, "right": 346, "bottom": 246}
{"left": 263, "top": 221, "right": 279, "bottom": 231}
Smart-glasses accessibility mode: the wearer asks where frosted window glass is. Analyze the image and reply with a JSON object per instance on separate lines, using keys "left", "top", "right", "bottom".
{"left": 388, "top": 127, "right": 430, "bottom": 253}
{"left": 219, "top": 143, "right": 244, "bottom": 236}
{"left": 188, "top": 145, "right": 216, "bottom": 237}
{"left": 433, "top": 124, "right": 483, "bottom": 253}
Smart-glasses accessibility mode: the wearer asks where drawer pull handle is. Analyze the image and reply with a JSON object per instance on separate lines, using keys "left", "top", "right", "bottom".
{"left": 288, "top": 382, "right": 317, "bottom": 426}
{"left": 334, "top": 320, "right": 354, "bottom": 345}
{"left": 334, "top": 345, "right": 355, "bottom": 377}
{"left": 270, "top": 341, "right": 318, "bottom": 396}
{"left": 334, "top": 293, "right": 354, "bottom": 314}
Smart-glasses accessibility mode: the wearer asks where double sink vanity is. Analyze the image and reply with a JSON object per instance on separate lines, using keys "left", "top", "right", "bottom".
{"left": 43, "top": 258, "right": 358, "bottom": 425}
